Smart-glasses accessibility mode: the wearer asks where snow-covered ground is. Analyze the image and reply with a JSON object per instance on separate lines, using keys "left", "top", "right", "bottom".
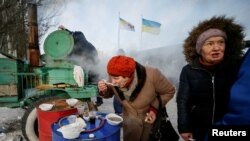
{"left": 0, "top": 107, "right": 24, "bottom": 141}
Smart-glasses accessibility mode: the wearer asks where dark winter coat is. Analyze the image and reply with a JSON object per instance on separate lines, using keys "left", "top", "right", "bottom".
{"left": 177, "top": 16, "right": 245, "bottom": 141}
{"left": 177, "top": 59, "right": 240, "bottom": 139}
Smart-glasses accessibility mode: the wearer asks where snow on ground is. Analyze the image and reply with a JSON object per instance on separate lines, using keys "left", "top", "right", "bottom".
{"left": 0, "top": 107, "right": 24, "bottom": 141}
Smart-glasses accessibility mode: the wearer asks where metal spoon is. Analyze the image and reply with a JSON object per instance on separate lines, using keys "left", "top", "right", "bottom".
{"left": 102, "top": 79, "right": 118, "bottom": 86}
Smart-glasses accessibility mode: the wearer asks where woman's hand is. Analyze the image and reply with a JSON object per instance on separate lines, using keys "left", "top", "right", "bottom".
{"left": 144, "top": 110, "right": 156, "bottom": 124}
{"left": 97, "top": 80, "right": 108, "bottom": 93}
{"left": 180, "top": 132, "right": 194, "bottom": 141}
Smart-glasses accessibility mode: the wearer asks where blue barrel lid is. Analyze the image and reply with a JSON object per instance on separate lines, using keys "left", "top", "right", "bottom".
{"left": 43, "top": 30, "right": 74, "bottom": 59}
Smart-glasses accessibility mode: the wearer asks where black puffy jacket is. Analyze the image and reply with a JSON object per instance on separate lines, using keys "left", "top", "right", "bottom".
{"left": 177, "top": 58, "right": 239, "bottom": 135}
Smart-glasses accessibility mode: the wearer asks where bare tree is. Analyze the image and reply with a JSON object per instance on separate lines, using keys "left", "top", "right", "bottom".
{"left": 0, "top": 0, "right": 66, "bottom": 60}
{"left": 35, "top": 0, "right": 66, "bottom": 38}
{"left": 0, "top": 0, "right": 27, "bottom": 59}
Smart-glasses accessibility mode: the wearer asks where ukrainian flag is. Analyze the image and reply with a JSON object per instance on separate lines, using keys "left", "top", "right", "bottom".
{"left": 142, "top": 18, "right": 161, "bottom": 35}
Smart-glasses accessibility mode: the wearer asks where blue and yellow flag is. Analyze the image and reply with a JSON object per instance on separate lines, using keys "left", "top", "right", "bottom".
{"left": 142, "top": 18, "right": 161, "bottom": 35}
{"left": 119, "top": 18, "right": 135, "bottom": 31}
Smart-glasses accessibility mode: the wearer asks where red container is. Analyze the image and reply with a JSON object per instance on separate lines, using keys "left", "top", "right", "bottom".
{"left": 37, "top": 99, "right": 77, "bottom": 141}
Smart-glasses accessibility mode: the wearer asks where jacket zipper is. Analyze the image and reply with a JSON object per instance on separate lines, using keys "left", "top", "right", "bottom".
{"left": 192, "top": 66, "right": 216, "bottom": 124}
{"left": 211, "top": 75, "right": 215, "bottom": 124}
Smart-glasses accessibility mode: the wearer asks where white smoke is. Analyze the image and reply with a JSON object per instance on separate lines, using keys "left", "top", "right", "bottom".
{"left": 133, "top": 44, "right": 186, "bottom": 86}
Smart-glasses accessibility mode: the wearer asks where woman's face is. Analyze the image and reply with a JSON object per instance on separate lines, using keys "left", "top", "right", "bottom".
{"left": 109, "top": 75, "right": 130, "bottom": 88}
{"left": 200, "top": 36, "right": 226, "bottom": 65}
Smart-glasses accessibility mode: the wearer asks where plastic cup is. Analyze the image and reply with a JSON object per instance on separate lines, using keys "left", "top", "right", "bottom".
{"left": 76, "top": 105, "right": 85, "bottom": 117}
{"left": 89, "top": 110, "right": 97, "bottom": 124}
{"left": 82, "top": 102, "right": 89, "bottom": 117}
{"left": 67, "top": 115, "right": 77, "bottom": 124}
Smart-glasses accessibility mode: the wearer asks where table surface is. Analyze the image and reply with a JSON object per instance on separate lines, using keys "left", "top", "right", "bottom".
{"left": 52, "top": 112, "right": 121, "bottom": 140}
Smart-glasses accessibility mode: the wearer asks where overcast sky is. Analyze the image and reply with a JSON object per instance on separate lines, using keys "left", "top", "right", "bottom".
{"left": 40, "top": 0, "right": 250, "bottom": 55}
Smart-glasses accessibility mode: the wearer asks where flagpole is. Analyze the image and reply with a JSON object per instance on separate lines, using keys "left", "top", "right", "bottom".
{"left": 140, "top": 15, "right": 143, "bottom": 50}
{"left": 118, "top": 12, "right": 120, "bottom": 49}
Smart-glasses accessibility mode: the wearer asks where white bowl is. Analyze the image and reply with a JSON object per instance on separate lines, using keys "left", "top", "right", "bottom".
{"left": 66, "top": 98, "right": 79, "bottom": 107}
{"left": 58, "top": 127, "right": 81, "bottom": 139}
{"left": 62, "top": 130, "right": 81, "bottom": 139}
{"left": 39, "top": 103, "right": 53, "bottom": 111}
{"left": 105, "top": 113, "right": 123, "bottom": 126}
{"left": 57, "top": 120, "right": 84, "bottom": 139}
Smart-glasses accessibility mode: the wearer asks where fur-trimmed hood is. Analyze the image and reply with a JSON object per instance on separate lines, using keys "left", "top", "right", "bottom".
{"left": 183, "top": 15, "right": 245, "bottom": 64}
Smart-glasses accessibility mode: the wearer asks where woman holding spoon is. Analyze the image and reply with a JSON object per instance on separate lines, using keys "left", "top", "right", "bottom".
{"left": 97, "top": 55, "right": 176, "bottom": 141}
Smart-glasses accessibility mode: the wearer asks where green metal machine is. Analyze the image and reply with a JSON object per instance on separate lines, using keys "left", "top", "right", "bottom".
{"left": 0, "top": 30, "right": 97, "bottom": 107}
{"left": 0, "top": 29, "right": 98, "bottom": 141}
{"left": 33, "top": 29, "right": 98, "bottom": 100}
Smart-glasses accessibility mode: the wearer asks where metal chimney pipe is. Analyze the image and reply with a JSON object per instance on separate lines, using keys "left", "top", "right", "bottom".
{"left": 28, "top": 3, "right": 40, "bottom": 67}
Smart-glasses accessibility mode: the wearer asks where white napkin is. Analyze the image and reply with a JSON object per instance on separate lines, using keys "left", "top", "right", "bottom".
{"left": 73, "top": 65, "right": 84, "bottom": 87}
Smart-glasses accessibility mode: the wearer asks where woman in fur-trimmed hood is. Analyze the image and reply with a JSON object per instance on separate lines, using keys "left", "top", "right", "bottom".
{"left": 176, "top": 16, "right": 245, "bottom": 141}
{"left": 183, "top": 15, "right": 245, "bottom": 64}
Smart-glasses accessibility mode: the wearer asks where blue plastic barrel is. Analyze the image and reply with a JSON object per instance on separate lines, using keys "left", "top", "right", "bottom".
{"left": 51, "top": 112, "right": 121, "bottom": 141}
